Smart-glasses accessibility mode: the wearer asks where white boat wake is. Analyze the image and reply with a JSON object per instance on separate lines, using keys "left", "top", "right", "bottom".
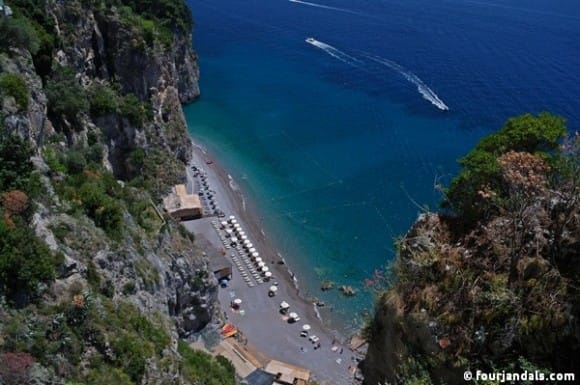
{"left": 305, "top": 38, "right": 363, "bottom": 68}
{"left": 365, "top": 55, "right": 449, "bottom": 111}
{"left": 289, "top": 0, "right": 365, "bottom": 17}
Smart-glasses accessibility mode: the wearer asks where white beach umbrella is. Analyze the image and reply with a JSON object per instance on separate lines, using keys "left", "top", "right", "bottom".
{"left": 220, "top": 221, "right": 228, "bottom": 228}
{"left": 240, "top": 235, "right": 248, "bottom": 241}
{"left": 249, "top": 248, "right": 257, "bottom": 254}
{"left": 280, "top": 301, "right": 290, "bottom": 309}
{"left": 230, "top": 219, "right": 238, "bottom": 225}
{"left": 239, "top": 231, "right": 246, "bottom": 237}
{"left": 234, "top": 223, "right": 241, "bottom": 229}
{"left": 243, "top": 239, "right": 251, "bottom": 246}
{"left": 262, "top": 266, "right": 269, "bottom": 273}
{"left": 264, "top": 271, "right": 272, "bottom": 278}
{"left": 246, "top": 243, "right": 254, "bottom": 249}
{"left": 257, "top": 261, "right": 266, "bottom": 268}
{"left": 225, "top": 229, "right": 233, "bottom": 235}
{"left": 289, "top": 312, "right": 298, "bottom": 319}
{"left": 302, "top": 324, "right": 311, "bottom": 331}
{"left": 254, "top": 257, "right": 262, "bottom": 263}
{"left": 233, "top": 298, "right": 242, "bottom": 305}
{"left": 228, "top": 215, "right": 236, "bottom": 221}
{"left": 251, "top": 252, "right": 259, "bottom": 258}
{"left": 269, "top": 285, "right": 278, "bottom": 293}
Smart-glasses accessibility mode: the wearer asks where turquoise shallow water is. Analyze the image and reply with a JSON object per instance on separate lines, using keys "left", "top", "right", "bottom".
{"left": 183, "top": 0, "right": 580, "bottom": 333}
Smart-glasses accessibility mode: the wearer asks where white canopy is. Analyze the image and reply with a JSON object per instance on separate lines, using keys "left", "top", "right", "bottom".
{"left": 269, "top": 285, "right": 278, "bottom": 292}
{"left": 280, "top": 301, "right": 290, "bottom": 309}
{"left": 302, "top": 324, "right": 311, "bottom": 331}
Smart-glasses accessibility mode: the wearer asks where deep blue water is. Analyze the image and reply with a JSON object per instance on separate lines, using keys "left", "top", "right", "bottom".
{"left": 183, "top": 0, "right": 580, "bottom": 333}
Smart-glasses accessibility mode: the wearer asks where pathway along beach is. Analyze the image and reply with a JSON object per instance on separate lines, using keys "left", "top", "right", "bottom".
{"left": 182, "top": 141, "right": 365, "bottom": 385}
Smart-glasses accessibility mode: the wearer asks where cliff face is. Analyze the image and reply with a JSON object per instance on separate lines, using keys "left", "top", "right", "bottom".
{"left": 4, "top": 1, "right": 199, "bottom": 179}
{"left": 0, "top": 1, "right": 228, "bottom": 384}
{"left": 52, "top": 2, "right": 199, "bottom": 103}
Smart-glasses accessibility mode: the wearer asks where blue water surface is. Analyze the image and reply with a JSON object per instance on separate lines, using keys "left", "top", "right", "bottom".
{"left": 183, "top": 0, "right": 580, "bottom": 333}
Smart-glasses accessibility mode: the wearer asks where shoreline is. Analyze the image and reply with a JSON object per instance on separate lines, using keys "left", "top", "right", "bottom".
{"left": 191, "top": 141, "right": 338, "bottom": 332}
{"left": 185, "top": 139, "right": 365, "bottom": 384}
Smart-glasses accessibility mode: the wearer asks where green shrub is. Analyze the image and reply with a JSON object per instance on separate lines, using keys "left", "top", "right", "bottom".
{"left": 0, "top": 73, "right": 29, "bottom": 110}
{"left": 77, "top": 182, "right": 124, "bottom": 238}
{"left": 444, "top": 112, "right": 567, "bottom": 224}
{"left": 0, "top": 16, "right": 40, "bottom": 54}
{"left": 86, "top": 366, "right": 133, "bottom": 385}
{"left": 110, "top": 333, "right": 148, "bottom": 383}
{"left": 45, "top": 66, "right": 89, "bottom": 120}
{"left": 65, "top": 150, "right": 88, "bottom": 175}
{"left": 0, "top": 216, "right": 60, "bottom": 304}
{"left": 178, "top": 341, "right": 236, "bottom": 385}
{"left": 0, "top": 134, "right": 34, "bottom": 193}
{"left": 119, "top": 94, "right": 151, "bottom": 126}
{"left": 43, "top": 147, "right": 67, "bottom": 174}
{"left": 88, "top": 84, "right": 118, "bottom": 117}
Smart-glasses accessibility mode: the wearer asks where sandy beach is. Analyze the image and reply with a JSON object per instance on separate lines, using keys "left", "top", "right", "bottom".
{"left": 182, "top": 141, "right": 364, "bottom": 385}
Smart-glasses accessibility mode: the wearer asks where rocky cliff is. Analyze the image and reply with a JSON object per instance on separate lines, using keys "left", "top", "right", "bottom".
{"left": 0, "top": 1, "right": 235, "bottom": 384}
{"left": 361, "top": 115, "right": 579, "bottom": 385}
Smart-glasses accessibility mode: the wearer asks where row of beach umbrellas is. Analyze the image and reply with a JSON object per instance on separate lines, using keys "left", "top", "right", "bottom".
{"left": 221, "top": 216, "right": 272, "bottom": 280}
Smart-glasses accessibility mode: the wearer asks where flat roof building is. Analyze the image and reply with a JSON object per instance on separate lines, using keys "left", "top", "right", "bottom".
{"left": 196, "top": 236, "right": 232, "bottom": 282}
{"left": 163, "top": 184, "right": 202, "bottom": 220}
{"left": 264, "top": 360, "right": 310, "bottom": 385}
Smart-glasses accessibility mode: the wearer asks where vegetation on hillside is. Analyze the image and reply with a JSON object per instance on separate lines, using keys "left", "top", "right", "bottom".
{"left": 0, "top": 73, "right": 29, "bottom": 110}
{"left": 0, "top": 0, "right": 235, "bottom": 383}
{"left": 0, "top": 134, "right": 62, "bottom": 307}
{"left": 1, "top": 123, "right": 228, "bottom": 385}
{"left": 444, "top": 113, "right": 567, "bottom": 226}
{"left": 365, "top": 113, "right": 579, "bottom": 385}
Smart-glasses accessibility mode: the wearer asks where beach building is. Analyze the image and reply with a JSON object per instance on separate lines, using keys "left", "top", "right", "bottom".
{"left": 163, "top": 184, "right": 202, "bottom": 220}
{"left": 263, "top": 360, "right": 310, "bottom": 385}
{"left": 197, "top": 236, "right": 232, "bottom": 282}
{"left": 244, "top": 369, "right": 276, "bottom": 385}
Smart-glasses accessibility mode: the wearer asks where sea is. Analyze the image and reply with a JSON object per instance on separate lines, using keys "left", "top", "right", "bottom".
{"left": 183, "top": 0, "right": 580, "bottom": 334}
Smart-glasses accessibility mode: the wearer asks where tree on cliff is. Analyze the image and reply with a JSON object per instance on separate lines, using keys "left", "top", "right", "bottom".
{"left": 444, "top": 112, "right": 567, "bottom": 225}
